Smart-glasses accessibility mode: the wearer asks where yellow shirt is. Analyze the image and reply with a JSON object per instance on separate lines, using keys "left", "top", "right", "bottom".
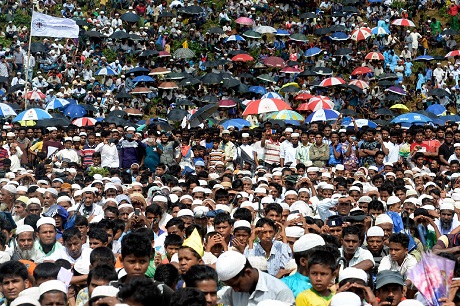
{"left": 296, "top": 288, "right": 334, "bottom": 306}
{"left": 30, "top": 141, "right": 43, "bottom": 153}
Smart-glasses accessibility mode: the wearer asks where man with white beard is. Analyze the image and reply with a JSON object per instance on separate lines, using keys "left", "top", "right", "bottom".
{"left": 11, "top": 225, "right": 36, "bottom": 261}
{"left": 435, "top": 202, "right": 460, "bottom": 235}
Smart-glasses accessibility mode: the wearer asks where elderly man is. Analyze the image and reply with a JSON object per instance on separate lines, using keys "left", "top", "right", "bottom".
{"left": 0, "top": 184, "right": 17, "bottom": 213}
{"left": 43, "top": 188, "right": 58, "bottom": 213}
{"left": 78, "top": 187, "right": 103, "bottom": 219}
{"left": 435, "top": 202, "right": 460, "bottom": 235}
{"left": 11, "top": 225, "right": 36, "bottom": 261}
{"left": 13, "top": 196, "right": 29, "bottom": 226}
{"left": 33, "top": 217, "right": 64, "bottom": 263}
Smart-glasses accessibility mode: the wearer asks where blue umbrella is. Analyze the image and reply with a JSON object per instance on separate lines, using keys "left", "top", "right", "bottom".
{"left": 63, "top": 104, "right": 87, "bottom": 119}
{"left": 128, "top": 67, "right": 150, "bottom": 74}
{"left": 342, "top": 117, "right": 377, "bottom": 128}
{"left": 262, "top": 92, "right": 283, "bottom": 99}
{"left": 225, "top": 35, "right": 245, "bottom": 42}
{"left": 391, "top": 113, "right": 433, "bottom": 124}
{"left": 414, "top": 55, "right": 434, "bottom": 62}
{"left": 305, "top": 47, "right": 322, "bottom": 57}
{"left": 13, "top": 108, "right": 52, "bottom": 121}
{"left": 305, "top": 109, "right": 340, "bottom": 123}
{"left": 440, "top": 114, "right": 460, "bottom": 122}
{"left": 276, "top": 29, "right": 290, "bottom": 36}
{"left": 133, "top": 75, "right": 155, "bottom": 82}
{"left": 95, "top": 67, "right": 116, "bottom": 76}
{"left": 371, "top": 27, "right": 390, "bottom": 35}
{"left": 330, "top": 32, "right": 349, "bottom": 41}
{"left": 0, "top": 90, "right": 5, "bottom": 96}
{"left": 222, "top": 118, "right": 251, "bottom": 129}
{"left": 45, "top": 98, "right": 70, "bottom": 111}
{"left": 249, "top": 86, "right": 267, "bottom": 95}
{"left": 426, "top": 104, "right": 446, "bottom": 116}
{"left": 285, "top": 120, "right": 300, "bottom": 126}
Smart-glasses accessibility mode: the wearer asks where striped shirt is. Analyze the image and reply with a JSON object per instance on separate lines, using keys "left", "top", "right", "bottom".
{"left": 209, "top": 149, "right": 224, "bottom": 166}
{"left": 80, "top": 144, "right": 96, "bottom": 167}
{"left": 264, "top": 139, "right": 280, "bottom": 165}
{"left": 245, "top": 240, "right": 292, "bottom": 276}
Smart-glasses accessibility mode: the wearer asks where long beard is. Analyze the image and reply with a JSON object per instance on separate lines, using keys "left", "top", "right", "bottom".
{"left": 441, "top": 219, "right": 453, "bottom": 230}
{"left": 17, "top": 247, "right": 36, "bottom": 260}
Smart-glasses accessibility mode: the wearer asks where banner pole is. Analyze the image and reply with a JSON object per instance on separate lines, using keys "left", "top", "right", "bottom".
{"left": 24, "top": 8, "right": 34, "bottom": 110}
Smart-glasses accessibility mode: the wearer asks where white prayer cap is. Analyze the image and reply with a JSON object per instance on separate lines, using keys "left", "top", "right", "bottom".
{"left": 74, "top": 190, "right": 83, "bottom": 197}
{"left": 248, "top": 256, "right": 267, "bottom": 271}
{"left": 254, "top": 187, "right": 267, "bottom": 194}
{"left": 152, "top": 195, "right": 168, "bottom": 202}
{"left": 290, "top": 200, "right": 312, "bottom": 217}
{"left": 57, "top": 196, "right": 71, "bottom": 204}
{"left": 193, "top": 206, "right": 209, "bottom": 218}
{"left": 179, "top": 195, "right": 193, "bottom": 202}
{"left": 375, "top": 214, "right": 393, "bottom": 225}
{"left": 398, "top": 300, "right": 425, "bottom": 306}
{"left": 177, "top": 209, "right": 194, "bottom": 217}
{"left": 27, "top": 198, "right": 41, "bottom": 206}
{"left": 280, "top": 203, "right": 290, "bottom": 210}
{"left": 192, "top": 186, "right": 205, "bottom": 193}
{"left": 233, "top": 220, "right": 251, "bottom": 230}
{"left": 82, "top": 187, "right": 95, "bottom": 194}
{"left": 285, "top": 226, "right": 305, "bottom": 238}
{"left": 386, "top": 196, "right": 400, "bottom": 206}
{"left": 104, "top": 183, "right": 117, "bottom": 191}
{"left": 192, "top": 199, "right": 203, "bottom": 206}
{"left": 215, "top": 204, "right": 231, "bottom": 213}
{"left": 285, "top": 128, "right": 293, "bottom": 133}
{"left": 39, "top": 280, "right": 67, "bottom": 296}
{"left": 331, "top": 292, "right": 362, "bottom": 306}
{"left": 37, "top": 217, "right": 56, "bottom": 229}
{"left": 293, "top": 233, "right": 325, "bottom": 253}
{"left": 440, "top": 203, "right": 455, "bottom": 211}
{"left": 10, "top": 297, "right": 40, "bottom": 306}
{"left": 118, "top": 203, "right": 134, "bottom": 210}
{"left": 261, "top": 196, "right": 273, "bottom": 204}
{"left": 90, "top": 285, "right": 119, "bottom": 300}
{"left": 242, "top": 133, "right": 250, "bottom": 138}
{"left": 367, "top": 226, "right": 384, "bottom": 237}
{"left": 241, "top": 201, "right": 255, "bottom": 209}
{"left": 18, "top": 287, "right": 40, "bottom": 301}
{"left": 291, "top": 132, "right": 299, "bottom": 138}
{"left": 338, "top": 267, "right": 368, "bottom": 283}
{"left": 285, "top": 190, "right": 298, "bottom": 196}
{"left": 216, "top": 251, "right": 247, "bottom": 281}
{"left": 17, "top": 186, "right": 27, "bottom": 193}
{"left": 2, "top": 184, "right": 16, "bottom": 194}
{"left": 335, "top": 164, "right": 345, "bottom": 171}
{"left": 16, "top": 225, "right": 34, "bottom": 235}
{"left": 322, "top": 183, "right": 334, "bottom": 190}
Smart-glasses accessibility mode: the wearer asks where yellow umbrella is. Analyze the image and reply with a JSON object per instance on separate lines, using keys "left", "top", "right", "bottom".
{"left": 280, "top": 82, "right": 300, "bottom": 90}
{"left": 389, "top": 104, "right": 409, "bottom": 113}
{"left": 19, "top": 120, "right": 36, "bottom": 126}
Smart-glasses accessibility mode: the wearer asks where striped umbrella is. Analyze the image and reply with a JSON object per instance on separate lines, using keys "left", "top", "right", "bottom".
{"left": 95, "top": 67, "right": 116, "bottom": 76}
{"left": 13, "top": 108, "right": 52, "bottom": 122}
{"left": 45, "top": 98, "right": 70, "bottom": 110}
{"left": 365, "top": 52, "right": 384, "bottom": 61}
{"left": 305, "top": 109, "right": 340, "bottom": 122}
{"left": 371, "top": 27, "right": 390, "bottom": 35}
{"left": 262, "top": 92, "right": 283, "bottom": 99}
{"left": 350, "top": 27, "right": 372, "bottom": 41}
{"left": 73, "top": 117, "right": 97, "bottom": 127}
{"left": 446, "top": 50, "right": 460, "bottom": 57}
{"left": 319, "top": 77, "right": 346, "bottom": 87}
{"left": 391, "top": 18, "right": 415, "bottom": 27}
{"left": 306, "top": 97, "right": 334, "bottom": 111}
{"left": 0, "top": 103, "right": 17, "bottom": 117}
{"left": 267, "top": 110, "right": 304, "bottom": 121}
{"left": 242, "top": 98, "right": 292, "bottom": 116}
{"left": 349, "top": 80, "right": 370, "bottom": 89}
{"left": 351, "top": 67, "right": 372, "bottom": 75}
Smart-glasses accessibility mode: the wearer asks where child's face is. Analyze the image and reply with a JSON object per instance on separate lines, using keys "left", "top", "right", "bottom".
{"left": 122, "top": 254, "right": 150, "bottom": 277}
{"left": 178, "top": 248, "right": 202, "bottom": 275}
{"left": 165, "top": 244, "right": 180, "bottom": 259}
{"left": 89, "top": 277, "right": 110, "bottom": 297}
{"left": 234, "top": 229, "right": 250, "bottom": 246}
{"left": 89, "top": 238, "right": 107, "bottom": 249}
{"left": 308, "top": 264, "right": 335, "bottom": 294}
{"left": 389, "top": 242, "right": 407, "bottom": 263}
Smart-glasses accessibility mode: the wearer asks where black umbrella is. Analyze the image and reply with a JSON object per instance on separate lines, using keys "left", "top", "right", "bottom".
{"left": 377, "top": 80, "right": 395, "bottom": 86}
{"left": 343, "top": 0, "right": 359, "bottom": 4}
{"left": 167, "top": 109, "right": 188, "bottom": 121}
{"left": 236, "top": 83, "right": 249, "bottom": 93}
{"left": 189, "top": 103, "right": 219, "bottom": 127}
{"left": 201, "top": 73, "right": 223, "bottom": 85}
{"left": 36, "top": 117, "right": 71, "bottom": 127}
{"left": 216, "top": 59, "right": 230, "bottom": 66}
{"left": 178, "top": 5, "right": 204, "bottom": 14}
{"left": 385, "top": 94, "right": 403, "bottom": 101}
{"left": 280, "top": 85, "right": 300, "bottom": 93}
{"left": 115, "top": 92, "right": 133, "bottom": 99}
{"left": 347, "top": 84, "right": 363, "bottom": 93}
{"left": 265, "top": 119, "right": 286, "bottom": 127}
{"left": 128, "top": 67, "right": 150, "bottom": 75}
{"left": 180, "top": 78, "right": 201, "bottom": 86}
{"left": 176, "top": 99, "right": 195, "bottom": 107}
{"left": 9, "top": 102, "right": 21, "bottom": 111}
{"left": 29, "top": 42, "right": 45, "bottom": 53}
{"left": 104, "top": 116, "right": 132, "bottom": 125}
{"left": 80, "top": 104, "right": 98, "bottom": 112}
{"left": 208, "top": 27, "right": 224, "bottom": 34}
{"left": 314, "top": 28, "right": 331, "bottom": 35}
{"left": 433, "top": 55, "right": 446, "bottom": 61}
{"left": 335, "top": 48, "right": 353, "bottom": 56}
{"left": 340, "top": 109, "right": 358, "bottom": 116}
{"left": 139, "top": 50, "right": 159, "bottom": 57}
{"left": 121, "top": 12, "right": 140, "bottom": 23}
{"left": 222, "top": 78, "right": 240, "bottom": 88}
{"left": 159, "top": 11, "right": 176, "bottom": 18}
{"left": 428, "top": 88, "right": 450, "bottom": 97}
{"left": 202, "top": 61, "right": 216, "bottom": 68}
{"left": 128, "top": 34, "right": 143, "bottom": 40}
{"left": 166, "top": 72, "right": 185, "bottom": 80}
{"left": 239, "top": 72, "right": 254, "bottom": 79}
{"left": 298, "top": 70, "right": 317, "bottom": 77}
{"left": 149, "top": 118, "right": 173, "bottom": 131}
{"left": 442, "top": 28, "right": 457, "bottom": 36}
{"left": 228, "top": 50, "right": 248, "bottom": 56}
{"left": 110, "top": 31, "right": 130, "bottom": 39}
{"left": 332, "top": 12, "right": 346, "bottom": 17}
{"left": 287, "top": 60, "right": 301, "bottom": 67}
{"left": 83, "top": 31, "right": 102, "bottom": 38}
{"left": 201, "top": 95, "right": 219, "bottom": 103}
{"left": 376, "top": 109, "right": 396, "bottom": 116}
{"left": 76, "top": 19, "right": 90, "bottom": 27}
{"left": 414, "top": 110, "right": 438, "bottom": 119}
{"left": 0, "top": 76, "right": 8, "bottom": 83}
{"left": 8, "top": 84, "right": 24, "bottom": 93}
{"left": 300, "top": 12, "right": 317, "bottom": 19}
{"left": 329, "top": 24, "right": 346, "bottom": 32}
{"left": 342, "top": 6, "right": 359, "bottom": 13}
{"left": 378, "top": 73, "right": 398, "bottom": 80}
{"left": 107, "top": 110, "right": 127, "bottom": 118}
{"left": 374, "top": 119, "right": 389, "bottom": 126}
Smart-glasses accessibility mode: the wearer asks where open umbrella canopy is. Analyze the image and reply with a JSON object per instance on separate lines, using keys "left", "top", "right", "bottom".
{"left": 219, "top": 99, "right": 237, "bottom": 108}
{"left": 330, "top": 32, "right": 349, "bottom": 41}
{"left": 276, "top": 29, "right": 290, "bottom": 36}
{"left": 13, "top": 108, "right": 52, "bottom": 122}
{"left": 306, "top": 96, "right": 334, "bottom": 111}
{"left": 262, "top": 92, "right": 283, "bottom": 99}
{"left": 305, "top": 109, "right": 340, "bottom": 122}
{"left": 125, "top": 108, "right": 143, "bottom": 116}
{"left": 365, "top": 52, "right": 384, "bottom": 61}
{"left": 255, "top": 25, "right": 277, "bottom": 34}
{"left": 26, "top": 90, "right": 46, "bottom": 100}
{"left": 133, "top": 75, "right": 155, "bottom": 82}
{"left": 290, "top": 33, "right": 308, "bottom": 42}
{"left": 107, "top": 110, "right": 127, "bottom": 118}
{"left": 45, "top": 98, "right": 70, "bottom": 111}
{"left": 225, "top": 35, "right": 245, "bottom": 42}
{"left": 158, "top": 82, "right": 178, "bottom": 89}
{"left": 257, "top": 74, "right": 276, "bottom": 83}
{"left": 376, "top": 109, "right": 396, "bottom": 116}
{"left": 177, "top": 5, "right": 204, "bottom": 14}
{"left": 201, "top": 73, "right": 223, "bottom": 85}
{"left": 389, "top": 104, "right": 410, "bottom": 112}
{"left": 243, "top": 30, "right": 261, "bottom": 39}
{"left": 295, "top": 93, "right": 314, "bottom": 100}
{"left": 173, "top": 48, "right": 195, "bottom": 59}
{"left": 249, "top": 86, "right": 267, "bottom": 95}
{"left": 319, "top": 77, "right": 346, "bottom": 87}
{"left": 189, "top": 103, "right": 220, "bottom": 127}
{"left": 391, "top": 18, "right": 416, "bottom": 26}
{"left": 0, "top": 103, "right": 17, "bottom": 117}
{"left": 64, "top": 104, "right": 87, "bottom": 119}
{"left": 349, "top": 80, "right": 370, "bottom": 89}
{"left": 110, "top": 31, "right": 130, "bottom": 39}
{"left": 121, "top": 12, "right": 140, "bottom": 22}
{"left": 388, "top": 86, "right": 406, "bottom": 95}
{"left": 267, "top": 110, "right": 305, "bottom": 121}
{"left": 149, "top": 67, "right": 171, "bottom": 75}
{"left": 222, "top": 118, "right": 251, "bottom": 129}
{"left": 72, "top": 117, "right": 97, "bottom": 127}
{"left": 371, "top": 27, "right": 390, "bottom": 35}
{"left": 95, "top": 67, "right": 116, "bottom": 76}
{"left": 167, "top": 109, "right": 188, "bottom": 121}
{"left": 426, "top": 104, "right": 447, "bottom": 116}
{"left": 263, "top": 56, "right": 286, "bottom": 68}
{"left": 428, "top": 88, "right": 450, "bottom": 97}
{"left": 391, "top": 113, "right": 433, "bottom": 124}
{"left": 235, "top": 17, "right": 254, "bottom": 25}
{"left": 231, "top": 54, "right": 254, "bottom": 62}
{"left": 351, "top": 27, "right": 372, "bottom": 41}
{"left": 351, "top": 67, "right": 372, "bottom": 75}
{"left": 180, "top": 78, "right": 201, "bottom": 86}
{"left": 305, "top": 47, "right": 322, "bottom": 57}
{"left": 243, "top": 98, "right": 292, "bottom": 116}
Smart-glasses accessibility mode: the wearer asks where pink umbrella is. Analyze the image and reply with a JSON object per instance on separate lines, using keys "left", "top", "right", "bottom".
{"left": 158, "top": 51, "right": 171, "bottom": 57}
{"left": 26, "top": 90, "right": 46, "bottom": 100}
{"left": 391, "top": 18, "right": 415, "bottom": 27}
{"left": 446, "top": 50, "right": 460, "bottom": 57}
{"left": 349, "top": 80, "right": 370, "bottom": 89}
{"left": 365, "top": 51, "right": 384, "bottom": 61}
{"left": 263, "top": 56, "right": 286, "bottom": 68}
{"left": 319, "top": 77, "right": 346, "bottom": 87}
{"left": 219, "top": 99, "right": 237, "bottom": 108}
{"left": 281, "top": 67, "right": 301, "bottom": 74}
{"left": 235, "top": 17, "right": 254, "bottom": 25}
{"left": 307, "top": 97, "right": 333, "bottom": 111}
{"left": 350, "top": 27, "right": 371, "bottom": 41}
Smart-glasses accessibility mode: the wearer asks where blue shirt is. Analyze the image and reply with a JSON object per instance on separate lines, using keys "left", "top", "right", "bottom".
{"left": 281, "top": 271, "right": 312, "bottom": 298}
{"left": 245, "top": 241, "right": 292, "bottom": 277}
{"left": 328, "top": 143, "right": 342, "bottom": 166}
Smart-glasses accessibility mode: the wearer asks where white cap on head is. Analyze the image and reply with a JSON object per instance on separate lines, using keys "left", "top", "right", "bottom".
{"left": 375, "top": 214, "right": 393, "bottom": 225}
{"left": 331, "top": 292, "right": 362, "bottom": 306}
{"left": 440, "top": 203, "right": 455, "bottom": 211}
{"left": 285, "top": 128, "right": 293, "bottom": 133}
{"left": 367, "top": 226, "right": 384, "bottom": 237}
{"left": 398, "top": 300, "right": 425, "bottom": 306}
{"left": 216, "top": 251, "right": 247, "bottom": 281}
{"left": 285, "top": 226, "right": 305, "bottom": 238}
{"left": 152, "top": 195, "right": 168, "bottom": 202}
{"left": 37, "top": 217, "right": 56, "bottom": 228}
{"left": 338, "top": 267, "right": 368, "bottom": 283}
{"left": 2, "top": 184, "right": 16, "bottom": 194}
{"left": 16, "top": 225, "right": 34, "bottom": 235}
{"left": 39, "top": 280, "right": 67, "bottom": 296}
{"left": 233, "top": 220, "right": 251, "bottom": 230}
{"left": 177, "top": 209, "right": 194, "bottom": 217}
{"left": 386, "top": 196, "right": 400, "bottom": 205}
{"left": 10, "top": 297, "right": 40, "bottom": 306}
{"left": 90, "top": 285, "right": 119, "bottom": 299}
{"left": 293, "top": 233, "right": 325, "bottom": 253}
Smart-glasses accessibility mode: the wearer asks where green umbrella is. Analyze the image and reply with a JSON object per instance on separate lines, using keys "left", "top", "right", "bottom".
{"left": 243, "top": 30, "right": 261, "bottom": 39}
{"left": 290, "top": 33, "right": 308, "bottom": 42}
{"left": 257, "top": 74, "right": 276, "bottom": 83}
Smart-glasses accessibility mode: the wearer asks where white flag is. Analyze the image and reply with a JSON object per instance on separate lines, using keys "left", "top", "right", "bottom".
{"left": 31, "top": 11, "right": 79, "bottom": 38}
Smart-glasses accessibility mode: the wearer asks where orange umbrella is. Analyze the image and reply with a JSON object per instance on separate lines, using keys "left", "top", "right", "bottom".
{"left": 132, "top": 87, "right": 152, "bottom": 94}
{"left": 158, "top": 82, "right": 179, "bottom": 89}
{"left": 231, "top": 54, "right": 254, "bottom": 62}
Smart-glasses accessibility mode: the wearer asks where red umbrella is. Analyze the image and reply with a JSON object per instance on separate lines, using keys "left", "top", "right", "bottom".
{"left": 219, "top": 99, "right": 237, "bottom": 108}
{"left": 158, "top": 82, "right": 178, "bottom": 89}
{"left": 125, "top": 108, "right": 143, "bottom": 116}
{"left": 26, "top": 90, "right": 46, "bottom": 100}
{"left": 351, "top": 66, "right": 372, "bottom": 75}
{"left": 235, "top": 17, "right": 254, "bottom": 25}
{"left": 295, "top": 93, "right": 313, "bottom": 100}
{"left": 297, "top": 103, "right": 310, "bottom": 111}
{"left": 73, "top": 117, "right": 97, "bottom": 127}
{"left": 242, "top": 98, "right": 291, "bottom": 116}
{"left": 231, "top": 54, "right": 254, "bottom": 62}
{"left": 350, "top": 27, "right": 371, "bottom": 41}
{"left": 281, "top": 67, "right": 301, "bottom": 74}
{"left": 349, "top": 80, "right": 370, "bottom": 89}
{"left": 319, "top": 77, "right": 345, "bottom": 87}
{"left": 391, "top": 18, "right": 415, "bottom": 27}
{"left": 365, "top": 52, "right": 384, "bottom": 61}
{"left": 132, "top": 87, "right": 152, "bottom": 94}
{"left": 446, "top": 50, "right": 460, "bottom": 57}
{"left": 263, "top": 56, "right": 286, "bottom": 68}
{"left": 306, "top": 98, "right": 333, "bottom": 111}
{"left": 158, "top": 51, "right": 171, "bottom": 57}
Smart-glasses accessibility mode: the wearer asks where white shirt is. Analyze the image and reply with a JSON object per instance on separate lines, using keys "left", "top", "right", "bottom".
{"left": 95, "top": 142, "right": 119, "bottom": 168}
{"left": 378, "top": 253, "right": 417, "bottom": 278}
{"left": 339, "top": 247, "right": 375, "bottom": 267}
{"left": 384, "top": 141, "right": 400, "bottom": 163}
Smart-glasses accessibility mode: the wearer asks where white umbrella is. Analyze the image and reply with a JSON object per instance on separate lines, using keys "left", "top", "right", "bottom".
{"left": 255, "top": 26, "right": 277, "bottom": 34}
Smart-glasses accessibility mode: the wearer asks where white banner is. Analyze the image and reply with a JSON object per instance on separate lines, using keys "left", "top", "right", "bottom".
{"left": 31, "top": 11, "right": 79, "bottom": 38}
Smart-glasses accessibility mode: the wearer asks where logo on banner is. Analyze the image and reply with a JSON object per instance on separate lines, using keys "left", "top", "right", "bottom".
{"left": 32, "top": 18, "right": 47, "bottom": 33}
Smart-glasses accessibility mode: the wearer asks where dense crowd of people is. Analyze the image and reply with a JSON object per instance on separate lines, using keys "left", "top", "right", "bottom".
{"left": 0, "top": 0, "right": 460, "bottom": 304}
